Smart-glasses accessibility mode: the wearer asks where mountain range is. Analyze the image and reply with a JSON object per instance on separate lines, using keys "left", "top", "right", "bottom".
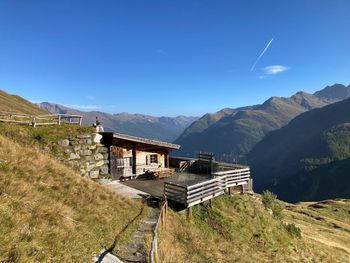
{"left": 37, "top": 102, "right": 198, "bottom": 142}
{"left": 248, "top": 97, "right": 350, "bottom": 202}
{"left": 174, "top": 84, "right": 350, "bottom": 161}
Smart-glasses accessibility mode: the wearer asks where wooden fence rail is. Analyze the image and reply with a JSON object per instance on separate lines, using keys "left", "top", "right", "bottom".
{"left": 164, "top": 168, "right": 251, "bottom": 208}
{"left": 149, "top": 197, "right": 168, "bottom": 263}
{"left": 0, "top": 112, "right": 83, "bottom": 127}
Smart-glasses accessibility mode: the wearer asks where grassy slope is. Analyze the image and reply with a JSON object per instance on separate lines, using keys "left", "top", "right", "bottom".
{"left": 0, "top": 134, "right": 147, "bottom": 262}
{"left": 284, "top": 199, "right": 350, "bottom": 262}
{"left": 249, "top": 98, "right": 350, "bottom": 201}
{"left": 158, "top": 194, "right": 350, "bottom": 263}
{"left": 0, "top": 123, "right": 94, "bottom": 155}
{"left": 0, "top": 90, "right": 47, "bottom": 115}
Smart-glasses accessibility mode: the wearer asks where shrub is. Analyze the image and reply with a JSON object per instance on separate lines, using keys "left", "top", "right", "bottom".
{"left": 262, "top": 190, "right": 283, "bottom": 219}
{"left": 284, "top": 223, "right": 302, "bottom": 238}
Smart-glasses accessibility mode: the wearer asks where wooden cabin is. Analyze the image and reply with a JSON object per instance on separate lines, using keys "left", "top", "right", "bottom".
{"left": 100, "top": 132, "right": 180, "bottom": 180}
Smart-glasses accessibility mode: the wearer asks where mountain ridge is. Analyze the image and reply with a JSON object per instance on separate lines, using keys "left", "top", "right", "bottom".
{"left": 174, "top": 84, "right": 350, "bottom": 160}
{"left": 37, "top": 102, "right": 198, "bottom": 142}
{"left": 248, "top": 97, "right": 350, "bottom": 201}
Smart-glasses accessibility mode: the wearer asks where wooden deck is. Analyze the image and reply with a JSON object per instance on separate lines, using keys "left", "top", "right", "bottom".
{"left": 122, "top": 172, "right": 212, "bottom": 198}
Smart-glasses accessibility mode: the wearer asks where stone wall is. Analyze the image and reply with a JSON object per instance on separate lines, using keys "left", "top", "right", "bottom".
{"left": 56, "top": 133, "right": 110, "bottom": 180}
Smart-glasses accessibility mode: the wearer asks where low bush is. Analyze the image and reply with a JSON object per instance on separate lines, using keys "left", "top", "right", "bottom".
{"left": 284, "top": 223, "right": 302, "bottom": 238}
{"left": 262, "top": 190, "right": 283, "bottom": 219}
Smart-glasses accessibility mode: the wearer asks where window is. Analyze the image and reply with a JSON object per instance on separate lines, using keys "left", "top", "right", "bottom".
{"left": 150, "top": 154, "right": 158, "bottom": 164}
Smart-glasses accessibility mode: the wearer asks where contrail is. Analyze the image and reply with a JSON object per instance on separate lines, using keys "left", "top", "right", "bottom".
{"left": 251, "top": 38, "right": 274, "bottom": 71}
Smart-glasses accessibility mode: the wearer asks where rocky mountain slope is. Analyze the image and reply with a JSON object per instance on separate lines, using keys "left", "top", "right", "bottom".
{"left": 174, "top": 84, "right": 350, "bottom": 160}
{"left": 248, "top": 97, "right": 350, "bottom": 201}
{"left": 38, "top": 102, "right": 198, "bottom": 142}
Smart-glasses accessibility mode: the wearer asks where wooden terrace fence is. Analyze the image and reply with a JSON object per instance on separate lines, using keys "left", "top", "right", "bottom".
{"left": 164, "top": 167, "right": 251, "bottom": 208}
{"left": 149, "top": 197, "right": 168, "bottom": 263}
{"left": 0, "top": 112, "right": 83, "bottom": 127}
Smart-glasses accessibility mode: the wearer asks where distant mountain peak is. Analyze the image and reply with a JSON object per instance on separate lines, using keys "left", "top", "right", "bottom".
{"left": 314, "top": 83, "right": 350, "bottom": 101}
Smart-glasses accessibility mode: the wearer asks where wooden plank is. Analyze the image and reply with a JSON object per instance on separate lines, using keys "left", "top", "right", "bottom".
{"left": 187, "top": 191, "right": 225, "bottom": 207}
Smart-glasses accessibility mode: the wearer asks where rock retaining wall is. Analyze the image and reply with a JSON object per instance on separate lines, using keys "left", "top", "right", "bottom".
{"left": 56, "top": 133, "right": 110, "bottom": 180}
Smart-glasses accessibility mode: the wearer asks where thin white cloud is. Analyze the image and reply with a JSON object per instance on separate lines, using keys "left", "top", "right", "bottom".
{"left": 251, "top": 38, "right": 274, "bottom": 71}
{"left": 263, "top": 65, "right": 289, "bottom": 75}
{"left": 86, "top": 95, "right": 95, "bottom": 101}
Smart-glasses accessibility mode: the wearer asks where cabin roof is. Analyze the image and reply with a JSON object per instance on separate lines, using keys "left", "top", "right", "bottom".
{"left": 100, "top": 132, "right": 181, "bottom": 150}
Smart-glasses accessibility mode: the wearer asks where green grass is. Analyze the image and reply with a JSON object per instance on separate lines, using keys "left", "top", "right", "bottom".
{"left": 0, "top": 123, "right": 94, "bottom": 155}
{"left": 0, "top": 134, "right": 146, "bottom": 262}
{"left": 158, "top": 194, "right": 333, "bottom": 263}
{"left": 0, "top": 90, "right": 47, "bottom": 115}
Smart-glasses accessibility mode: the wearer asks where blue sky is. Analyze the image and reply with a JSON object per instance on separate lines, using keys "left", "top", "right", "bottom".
{"left": 0, "top": 1, "right": 350, "bottom": 116}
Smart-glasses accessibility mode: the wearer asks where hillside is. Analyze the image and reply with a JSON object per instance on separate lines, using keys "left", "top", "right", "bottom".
{"left": 271, "top": 158, "right": 350, "bottom": 202}
{"left": 0, "top": 133, "right": 147, "bottom": 262}
{"left": 38, "top": 102, "right": 198, "bottom": 142}
{"left": 0, "top": 90, "right": 47, "bottom": 115}
{"left": 158, "top": 194, "right": 350, "bottom": 262}
{"left": 174, "top": 84, "right": 350, "bottom": 160}
{"left": 248, "top": 98, "right": 350, "bottom": 201}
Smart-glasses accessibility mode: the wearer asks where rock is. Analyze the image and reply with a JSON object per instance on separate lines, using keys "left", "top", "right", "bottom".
{"left": 42, "top": 146, "right": 51, "bottom": 153}
{"left": 68, "top": 160, "right": 80, "bottom": 168}
{"left": 98, "top": 147, "right": 109, "bottom": 153}
{"left": 69, "top": 153, "right": 80, "bottom": 160}
{"left": 64, "top": 149, "right": 72, "bottom": 154}
{"left": 92, "top": 133, "right": 103, "bottom": 144}
{"left": 94, "top": 153, "right": 104, "bottom": 161}
{"left": 95, "top": 160, "right": 105, "bottom": 167}
{"left": 100, "top": 165, "right": 109, "bottom": 175}
{"left": 58, "top": 139, "right": 70, "bottom": 147}
{"left": 77, "top": 134, "right": 92, "bottom": 139}
{"left": 88, "top": 145, "right": 97, "bottom": 150}
{"left": 83, "top": 138, "right": 92, "bottom": 145}
{"left": 89, "top": 170, "right": 99, "bottom": 179}
{"left": 74, "top": 145, "right": 81, "bottom": 151}
{"left": 80, "top": 150, "right": 92, "bottom": 156}
{"left": 98, "top": 178, "right": 112, "bottom": 185}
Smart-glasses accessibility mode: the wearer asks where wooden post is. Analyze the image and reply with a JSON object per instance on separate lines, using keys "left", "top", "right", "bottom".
{"left": 79, "top": 117, "right": 82, "bottom": 126}
{"left": 187, "top": 207, "right": 192, "bottom": 218}
{"left": 58, "top": 115, "right": 61, "bottom": 125}
{"left": 209, "top": 198, "right": 213, "bottom": 208}
{"left": 166, "top": 153, "right": 170, "bottom": 168}
{"left": 132, "top": 148, "right": 137, "bottom": 175}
